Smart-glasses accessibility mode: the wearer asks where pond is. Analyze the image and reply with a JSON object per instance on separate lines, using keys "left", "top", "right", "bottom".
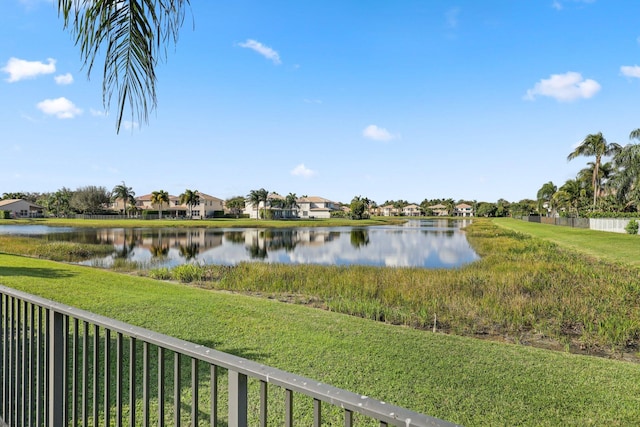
{"left": 0, "top": 219, "right": 479, "bottom": 269}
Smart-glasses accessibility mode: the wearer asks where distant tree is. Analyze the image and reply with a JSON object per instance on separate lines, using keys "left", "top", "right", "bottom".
{"left": 567, "top": 132, "right": 621, "bottom": 208}
{"left": 71, "top": 186, "right": 111, "bottom": 214}
{"left": 510, "top": 199, "right": 537, "bottom": 217}
{"left": 536, "top": 181, "right": 557, "bottom": 216}
{"left": 246, "top": 188, "right": 269, "bottom": 220}
{"left": 2, "top": 192, "right": 27, "bottom": 200}
{"left": 350, "top": 195, "right": 370, "bottom": 220}
{"left": 111, "top": 181, "right": 136, "bottom": 217}
{"left": 476, "top": 202, "right": 497, "bottom": 217}
{"left": 151, "top": 190, "right": 170, "bottom": 219}
{"left": 179, "top": 189, "right": 200, "bottom": 219}
{"left": 495, "top": 199, "right": 511, "bottom": 217}
{"left": 225, "top": 196, "right": 246, "bottom": 218}
{"left": 609, "top": 139, "right": 640, "bottom": 210}
{"left": 283, "top": 193, "right": 299, "bottom": 218}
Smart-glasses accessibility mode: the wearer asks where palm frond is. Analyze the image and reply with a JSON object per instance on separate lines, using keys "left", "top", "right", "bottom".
{"left": 57, "top": 0, "right": 190, "bottom": 133}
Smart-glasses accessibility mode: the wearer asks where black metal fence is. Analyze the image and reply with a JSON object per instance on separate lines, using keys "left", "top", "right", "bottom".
{"left": 0, "top": 285, "right": 459, "bottom": 427}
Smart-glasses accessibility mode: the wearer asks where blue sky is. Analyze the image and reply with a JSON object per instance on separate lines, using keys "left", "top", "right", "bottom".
{"left": 2, "top": 0, "right": 640, "bottom": 205}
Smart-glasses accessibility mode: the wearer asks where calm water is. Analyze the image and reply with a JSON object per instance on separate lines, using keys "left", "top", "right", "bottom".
{"left": 0, "top": 219, "right": 479, "bottom": 269}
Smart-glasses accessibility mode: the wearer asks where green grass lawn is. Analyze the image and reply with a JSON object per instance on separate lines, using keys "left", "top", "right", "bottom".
{"left": 492, "top": 217, "right": 640, "bottom": 267}
{"left": 1, "top": 252, "right": 640, "bottom": 426}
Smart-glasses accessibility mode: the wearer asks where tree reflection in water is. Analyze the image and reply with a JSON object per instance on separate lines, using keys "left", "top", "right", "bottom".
{"left": 350, "top": 229, "right": 370, "bottom": 248}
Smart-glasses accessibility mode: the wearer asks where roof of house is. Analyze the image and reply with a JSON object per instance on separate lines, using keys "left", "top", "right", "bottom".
{"left": 404, "top": 204, "right": 420, "bottom": 209}
{"left": 298, "top": 196, "right": 333, "bottom": 203}
{"left": 0, "top": 199, "right": 43, "bottom": 209}
{"left": 196, "top": 192, "right": 223, "bottom": 202}
{"left": 428, "top": 204, "right": 447, "bottom": 209}
{"left": 456, "top": 203, "right": 473, "bottom": 209}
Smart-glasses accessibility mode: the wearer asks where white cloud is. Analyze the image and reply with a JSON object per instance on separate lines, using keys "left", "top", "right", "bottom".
{"left": 362, "top": 125, "right": 398, "bottom": 142}
{"left": 36, "top": 97, "right": 82, "bottom": 119}
{"left": 524, "top": 71, "right": 600, "bottom": 102}
{"left": 54, "top": 73, "right": 74, "bottom": 85}
{"left": 90, "top": 108, "right": 107, "bottom": 117}
{"left": 551, "top": 1, "right": 563, "bottom": 10}
{"left": 621, "top": 65, "right": 640, "bottom": 78}
{"left": 238, "top": 39, "right": 281, "bottom": 64}
{"left": 2, "top": 57, "right": 56, "bottom": 82}
{"left": 291, "top": 163, "right": 317, "bottom": 178}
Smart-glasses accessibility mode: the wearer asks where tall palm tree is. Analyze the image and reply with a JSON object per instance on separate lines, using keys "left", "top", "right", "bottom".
{"left": 567, "top": 132, "right": 621, "bottom": 207}
{"left": 151, "top": 190, "right": 170, "bottom": 219}
{"left": 57, "top": 0, "right": 190, "bottom": 133}
{"left": 179, "top": 189, "right": 200, "bottom": 219}
{"left": 111, "top": 181, "right": 136, "bottom": 217}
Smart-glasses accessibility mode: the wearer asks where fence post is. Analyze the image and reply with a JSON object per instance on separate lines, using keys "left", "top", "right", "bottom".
{"left": 49, "top": 310, "right": 64, "bottom": 427}
{"left": 228, "top": 370, "right": 247, "bottom": 427}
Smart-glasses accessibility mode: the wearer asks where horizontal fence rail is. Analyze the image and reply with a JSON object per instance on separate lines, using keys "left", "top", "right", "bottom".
{"left": 0, "top": 285, "right": 459, "bottom": 427}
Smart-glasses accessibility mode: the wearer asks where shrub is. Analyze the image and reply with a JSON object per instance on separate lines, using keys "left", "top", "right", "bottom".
{"left": 625, "top": 219, "right": 639, "bottom": 235}
{"left": 0, "top": 211, "right": 11, "bottom": 219}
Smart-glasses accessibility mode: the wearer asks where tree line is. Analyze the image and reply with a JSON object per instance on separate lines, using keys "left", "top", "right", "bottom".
{"left": 536, "top": 131, "right": 640, "bottom": 217}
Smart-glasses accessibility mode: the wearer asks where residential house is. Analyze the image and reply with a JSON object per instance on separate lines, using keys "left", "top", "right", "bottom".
{"left": 428, "top": 204, "right": 449, "bottom": 216}
{"left": 296, "top": 196, "right": 338, "bottom": 219}
{"left": 402, "top": 204, "right": 422, "bottom": 217}
{"left": 454, "top": 203, "right": 474, "bottom": 217}
{"left": 380, "top": 205, "right": 400, "bottom": 217}
{"left": 0, "top": 199, "right": 44, "bottom": 218}
{"left": 133, "top": 192, "right": 224, "bottom": 219}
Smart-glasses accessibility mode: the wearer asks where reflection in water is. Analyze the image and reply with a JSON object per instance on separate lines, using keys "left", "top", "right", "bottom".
{"left": 0, "top": 220, "right": 479, "bottom": 269}
{"left": 350, "top": 229, "right": 370, "bottom": 248}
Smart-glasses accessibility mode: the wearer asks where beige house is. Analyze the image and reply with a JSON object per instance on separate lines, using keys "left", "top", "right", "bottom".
{"left": 297, "top": 196, "right": 338, "bottom": 219}
{"left": 0, "top": 199, "right": 44, "bottom": 218}
{"left": 428, "top": 204, "right": 449, "bottom": 216}
{"left": 244, "top": 195, "right": 338, "bottom": 219}
{"left": 402, "top": 204, "right": 422, "bottom": 217}
{"left": 454, "top": 203, "right": 474, "bottom": 217}
{"left": 380, "top": 205, "right": 400, "bottom": 216}
{"left": 129, "top": 192, "right": 224, "bottom": 219}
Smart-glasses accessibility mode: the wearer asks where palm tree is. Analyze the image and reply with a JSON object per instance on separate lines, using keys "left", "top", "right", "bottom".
{"left": 179, "top": 189, "right": 200, "bottom": 219}
{"left": 57, "top": 1, "right": 189, "bottom": 132}
{"left": 536, "top": 181, "right": 557, "bottom": 216}
{"left": 111, "top": 181, "right": 136, "bottom": 217}
{"left": 151, "top": 190, "right": 170, "bottom": 219}
{"left": 283, "top": 193, "right": 299, "bottom": 218}
{"left": 567, "top": 133, "right": 621, "bottom": 208}
{"left": 246, "top": 188, "right": 269, "bottom": 220}
{"left": 609, "top": 139, "right": 640, "bottom": 210}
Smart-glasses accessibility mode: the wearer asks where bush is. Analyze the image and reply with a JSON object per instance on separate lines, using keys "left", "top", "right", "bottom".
{"left": 0, "top": 211, "right": 11, "bottom": 219}
{"left": 625, "top": 219, "right": 639, "bottom": 235}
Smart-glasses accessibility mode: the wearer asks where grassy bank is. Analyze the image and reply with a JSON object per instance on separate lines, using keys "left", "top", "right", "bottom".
{"left": 0, "top": 216, "right": 404, "bottom": 229}
{"left": 138, "top": 219, "right": 640, "bottom": 356}
{"left": 1, "top": 252, "right": 640, "bottom": 426}
{"left": 492, "top": 217, "right": 640, "bottom": 267}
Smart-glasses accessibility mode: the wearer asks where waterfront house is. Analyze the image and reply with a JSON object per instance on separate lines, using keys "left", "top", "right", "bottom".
{"left": 0, "top": 199, "right": 44, "bottom": 218}
{"left": 402, "top": 204, "right": 422, "bottom": 217}
{"left": 428, "top": 204, "right": 449, "bottom": 216}
{"left": 454, "top": 203, "right": 474, "bottom": 217}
